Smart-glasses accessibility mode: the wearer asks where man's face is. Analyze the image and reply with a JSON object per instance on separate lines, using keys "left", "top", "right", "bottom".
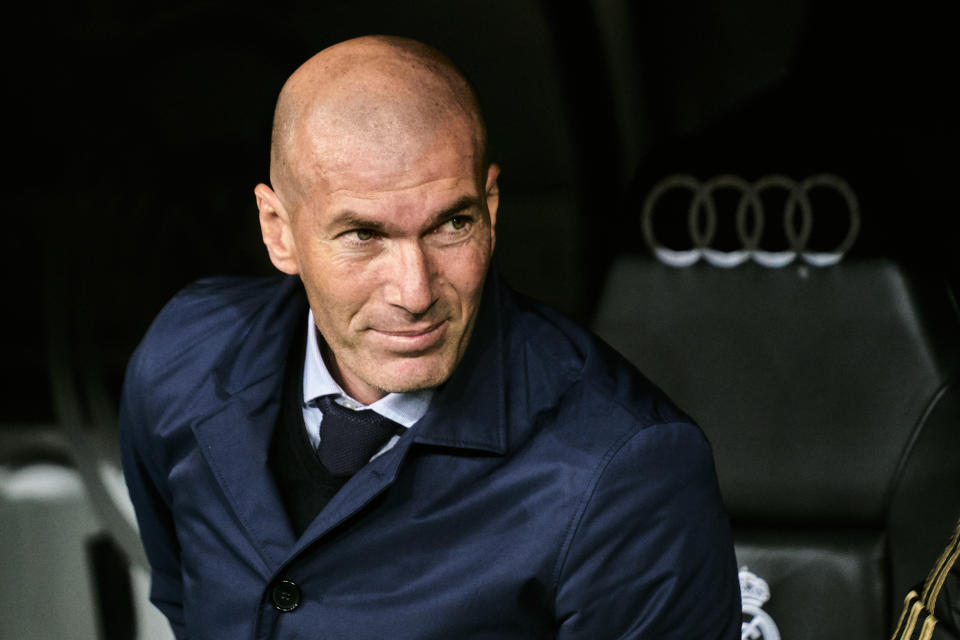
{"left": 262, "top": 131, "right": 499, "bottom": 404}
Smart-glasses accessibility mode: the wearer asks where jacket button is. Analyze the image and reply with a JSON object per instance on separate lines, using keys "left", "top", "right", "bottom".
{"left": 271, "top": 579, "right": 301, "bottom": 612}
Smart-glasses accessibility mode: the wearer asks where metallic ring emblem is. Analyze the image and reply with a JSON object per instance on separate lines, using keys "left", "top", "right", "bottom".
{"left": 641, "top": 173, "right": 860, "bottom": 268}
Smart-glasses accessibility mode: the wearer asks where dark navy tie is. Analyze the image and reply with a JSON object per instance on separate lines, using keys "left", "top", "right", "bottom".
{"left": 315, "top": 396, "right": 401, "bottom": 476}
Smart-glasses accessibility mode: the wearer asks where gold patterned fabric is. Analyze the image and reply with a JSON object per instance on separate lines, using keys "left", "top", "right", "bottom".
{"left": 892, "top": 519, "right": 960, "bottom": 640}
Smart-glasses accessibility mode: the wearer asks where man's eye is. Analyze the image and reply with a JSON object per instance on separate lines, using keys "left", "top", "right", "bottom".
{"left": 439, "top": 216, "right": 473, "bottom": 234}
{"left": 353, "top": 229, "right": 374, "bottom": 241}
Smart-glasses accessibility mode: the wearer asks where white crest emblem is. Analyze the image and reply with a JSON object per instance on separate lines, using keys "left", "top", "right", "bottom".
{"left": 739, "top": 567, "right": 781, "bottom": 640}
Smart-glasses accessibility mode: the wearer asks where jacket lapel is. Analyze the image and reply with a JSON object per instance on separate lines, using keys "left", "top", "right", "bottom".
{"left": 290, "top": 428, "right": 417, "bottom": 556}
{"left": 189, "top": 276, "right": 305, "bottom": 572}
{"left": 191, "top": 376, "right": 295, "bottom": 572}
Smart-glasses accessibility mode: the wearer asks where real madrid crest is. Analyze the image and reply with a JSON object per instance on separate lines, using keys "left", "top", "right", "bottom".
{"left": 739, "top": 567, "right": 781, "bottom": 640}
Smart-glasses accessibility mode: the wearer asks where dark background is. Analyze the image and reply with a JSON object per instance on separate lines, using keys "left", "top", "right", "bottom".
{"left": 4, "top": 0, "right": 958, "bottom": 427}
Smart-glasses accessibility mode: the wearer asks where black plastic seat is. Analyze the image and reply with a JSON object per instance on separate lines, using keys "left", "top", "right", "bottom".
{"left": 593, "top": 256, "right": 960, "bottom": 639}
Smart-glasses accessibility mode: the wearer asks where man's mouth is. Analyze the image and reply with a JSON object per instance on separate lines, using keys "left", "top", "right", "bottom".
{"left": 370, "top": 320, "right": 448, "bottom": 353}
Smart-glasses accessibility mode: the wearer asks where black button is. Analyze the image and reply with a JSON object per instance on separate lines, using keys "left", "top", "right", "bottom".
{"left": 271, "top": 579, "right": 301, "bottom": 612}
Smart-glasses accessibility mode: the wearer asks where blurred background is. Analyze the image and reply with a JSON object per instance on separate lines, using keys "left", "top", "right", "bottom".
{"left": 2, "top": 1, "right": 958, "bottom": 638}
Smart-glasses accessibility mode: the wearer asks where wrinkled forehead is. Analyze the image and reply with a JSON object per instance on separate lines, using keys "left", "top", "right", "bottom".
{"left": 312, "top": 132, "right": 484, "bottom": 205}
{"left": 304, "top": 114, "right": 480, "bottom": 187}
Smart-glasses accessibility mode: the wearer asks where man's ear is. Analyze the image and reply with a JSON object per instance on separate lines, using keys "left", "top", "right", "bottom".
{"left": 255, "top": 183, "right": 300, "bottom": 275}
{"left": 484, "top": 163, "right": 500, "bottom": 252}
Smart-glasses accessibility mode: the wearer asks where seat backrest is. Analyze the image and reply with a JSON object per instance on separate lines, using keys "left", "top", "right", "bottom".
{"left": 593, "top": 256, "right": 960, "bottom": 639}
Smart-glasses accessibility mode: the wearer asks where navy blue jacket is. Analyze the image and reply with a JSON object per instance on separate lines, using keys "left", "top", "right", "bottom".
{"left": 119, "top": 272, "right": 741, "bottom": 639}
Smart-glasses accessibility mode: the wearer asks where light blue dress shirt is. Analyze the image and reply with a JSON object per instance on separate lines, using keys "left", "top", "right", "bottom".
{"left": 301, "top": 309, "right": 434, "bottom": 457}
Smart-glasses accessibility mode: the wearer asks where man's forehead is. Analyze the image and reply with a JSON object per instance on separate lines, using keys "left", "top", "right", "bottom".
{"left": 302, "top": 135, "right": 482, "bottom": 204}
{"left": 306, "top": 114, "right": 477, "bottom": 169}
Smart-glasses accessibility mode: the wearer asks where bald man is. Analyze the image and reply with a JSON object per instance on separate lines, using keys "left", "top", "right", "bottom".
{"left": 120, "top": 36, "right": 740, "bottom": 639}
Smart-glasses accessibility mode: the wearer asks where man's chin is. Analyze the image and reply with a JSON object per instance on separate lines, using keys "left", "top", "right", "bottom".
{"left": 365, "top": 355, "right": 457, "bottom": 395}
{"left": 372, "top": 369, "right": 451, "bottom": 395}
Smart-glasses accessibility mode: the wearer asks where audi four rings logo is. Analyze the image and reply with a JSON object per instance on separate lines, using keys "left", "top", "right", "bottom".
{"left": 641, "top": 174, "right": 860, "bottom": 268}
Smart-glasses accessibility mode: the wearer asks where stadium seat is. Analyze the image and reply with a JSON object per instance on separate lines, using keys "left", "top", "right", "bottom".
{"left": 593, "top": 253, "right": 960, "bottom": 639}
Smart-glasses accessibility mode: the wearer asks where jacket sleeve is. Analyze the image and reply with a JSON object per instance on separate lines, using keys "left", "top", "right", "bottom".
{"left": 554, "top": 420, "right": 741, "bottom": 639}
{"left": 118, "top": 347, "right": 189, "bottom": 640}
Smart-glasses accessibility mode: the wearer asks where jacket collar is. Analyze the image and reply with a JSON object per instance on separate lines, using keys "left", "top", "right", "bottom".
{"left": 216, "top": 275, "right": 307, "bottom": 397}
{"left": 409, "top": 269, "right": 508, "bottom": 455}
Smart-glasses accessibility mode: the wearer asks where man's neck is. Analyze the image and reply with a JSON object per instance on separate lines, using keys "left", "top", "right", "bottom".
{"left": 319, "top": 340, "right": 387, "bottom": 406}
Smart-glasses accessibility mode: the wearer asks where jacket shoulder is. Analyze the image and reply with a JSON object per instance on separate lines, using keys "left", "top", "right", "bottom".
{"left": 503, "top": 286, "right": 692, "bottom": 434}
{"left": 125, "top": 275, "right": 293, "bottom": 393}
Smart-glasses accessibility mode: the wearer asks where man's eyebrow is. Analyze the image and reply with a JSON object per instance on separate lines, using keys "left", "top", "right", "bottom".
{"left": 329, "top": 195, "right": 482, "bottom": 232}
{"left": 431, "top": 195, "right": 483, "bottom": 223}
{"left": 327, "top": 212, "right": 388, "bottom": 232}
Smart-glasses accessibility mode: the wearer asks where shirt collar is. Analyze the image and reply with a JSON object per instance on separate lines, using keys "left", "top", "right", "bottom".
{"left": 302, "top": 309, "right": 433, "bottom": 428}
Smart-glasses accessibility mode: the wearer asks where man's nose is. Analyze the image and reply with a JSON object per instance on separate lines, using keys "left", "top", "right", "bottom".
{"left": 383, "top": 241, "right": 435, "bottom": 315}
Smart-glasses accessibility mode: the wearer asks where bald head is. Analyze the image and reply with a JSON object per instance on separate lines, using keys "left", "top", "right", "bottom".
{"left": 269, "top": 36, "right": 487, "bottom": 209}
